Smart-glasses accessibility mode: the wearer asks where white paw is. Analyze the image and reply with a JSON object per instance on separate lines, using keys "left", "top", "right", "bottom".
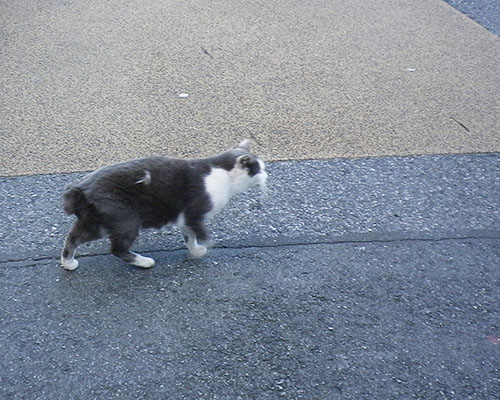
{"left": 188, "top": 245, "right": 208, "bottom": 259}
{"left": 61, "top": 257, "right": 79, "bottom": 271}
{"left": 132, "top": 255, "right": 155, "bottom": 269}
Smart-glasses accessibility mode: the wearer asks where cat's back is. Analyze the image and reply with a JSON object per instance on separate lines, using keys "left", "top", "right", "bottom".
{"left": 77, "top": 156, "right": 189, "bottom": 195}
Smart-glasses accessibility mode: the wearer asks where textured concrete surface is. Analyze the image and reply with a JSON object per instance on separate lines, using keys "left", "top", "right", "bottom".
{"left": 1, "top": 0, "right": 500, "bottom": 176}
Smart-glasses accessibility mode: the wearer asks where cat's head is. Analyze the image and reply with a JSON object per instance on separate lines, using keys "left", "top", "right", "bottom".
{"left": 226, "top": 140, "right": 268, "bottom": 194}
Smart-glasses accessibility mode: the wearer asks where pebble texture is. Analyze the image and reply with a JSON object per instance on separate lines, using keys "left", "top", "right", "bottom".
{"left": 1, "top": 0, "right": 500, "bottom": 176}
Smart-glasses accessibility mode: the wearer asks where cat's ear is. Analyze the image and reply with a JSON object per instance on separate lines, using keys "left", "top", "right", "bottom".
{"left": 237, "top": 139, "right": 251, "bottom": 152}
{"left": 237, "top": 154, "right": 252, "bottom": 168}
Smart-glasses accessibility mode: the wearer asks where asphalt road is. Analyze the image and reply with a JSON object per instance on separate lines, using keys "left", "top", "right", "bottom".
{"left": 1, "top": 0, "right": 499, "bottom": 399}
{"left": 1, "top": 240, "right": 498, "bottom": 399}
{"left": 443, "top": 0, "right": 500, "bottom": 36}
{"left": 1, "top": 154, "right": 499, "bottom": 399}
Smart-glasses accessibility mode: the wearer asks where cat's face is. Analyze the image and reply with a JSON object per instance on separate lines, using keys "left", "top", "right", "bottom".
{"left": 231, "top": 154, "right": 268, "bottom": 194}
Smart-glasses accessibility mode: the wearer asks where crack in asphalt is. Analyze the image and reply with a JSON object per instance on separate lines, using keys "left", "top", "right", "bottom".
{"left": 2, "top": 230, "right": 498, "bottom": 268}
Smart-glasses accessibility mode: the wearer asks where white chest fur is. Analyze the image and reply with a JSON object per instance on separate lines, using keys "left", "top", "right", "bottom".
{"left": 204, "top": 168, "right": 232, "bottom": 219}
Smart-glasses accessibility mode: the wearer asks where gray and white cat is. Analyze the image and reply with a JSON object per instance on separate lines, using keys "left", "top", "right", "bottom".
{"left": 61, "top": 140, "right": 267, "bottom": 270}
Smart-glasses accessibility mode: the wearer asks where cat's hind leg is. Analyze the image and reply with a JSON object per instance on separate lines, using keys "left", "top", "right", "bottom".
{"left": 61, "top": 219, "right": 103, "bottom": 270}
{"left": 108, "top": 223, "right": 155, "bottom": 268}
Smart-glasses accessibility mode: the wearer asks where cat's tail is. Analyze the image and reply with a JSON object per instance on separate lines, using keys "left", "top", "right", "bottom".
{"left": 63, "top": 185, "right": 88, "bottom": 217}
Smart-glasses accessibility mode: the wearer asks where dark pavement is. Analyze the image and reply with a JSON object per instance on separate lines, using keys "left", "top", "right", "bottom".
{"left": 443, "top": 0, "right": 500, "bottom": 36}
{"left": 1, "top": 240, "right": 498, "bottom": 399}
{"left": 1, "top": 155, "right": 499, "bottom": 399}
{"left": 1, "top": 0, "right": 500, "bottom": 399}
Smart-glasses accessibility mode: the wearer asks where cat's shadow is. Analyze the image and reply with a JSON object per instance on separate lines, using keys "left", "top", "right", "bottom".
{"left": 57, "top": 249, "right": 211, "bottom": 285}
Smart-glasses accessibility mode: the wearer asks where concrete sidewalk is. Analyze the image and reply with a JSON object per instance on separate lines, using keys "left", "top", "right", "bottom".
{"left": 1, "top": 0, "right": 499, "bottom": 176}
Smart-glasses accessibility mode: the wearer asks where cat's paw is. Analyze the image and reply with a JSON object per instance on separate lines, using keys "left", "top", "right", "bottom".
{"left": 61, "top": 257, "right": 79, "bottom": 271}
{"left": 188, "top": 245, "right": 208, "bottom": 259}
{"left": 132, "top": 255, "right": 156, "bottom": 268}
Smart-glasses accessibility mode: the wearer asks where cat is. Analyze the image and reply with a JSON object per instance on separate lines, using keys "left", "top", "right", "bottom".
{"left": 61, "top": 140, "right": 268, "bottom": 270}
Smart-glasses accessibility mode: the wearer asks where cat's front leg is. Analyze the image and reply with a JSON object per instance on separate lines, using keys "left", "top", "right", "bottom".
{"left": 182, "top": 232, "right": 208, "bottom": 258}
{"left": 188, "top": 240, "right": 208, "bottom": 258}
{"left": 180, "top": 220, "right": 209, "bottom": 259}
